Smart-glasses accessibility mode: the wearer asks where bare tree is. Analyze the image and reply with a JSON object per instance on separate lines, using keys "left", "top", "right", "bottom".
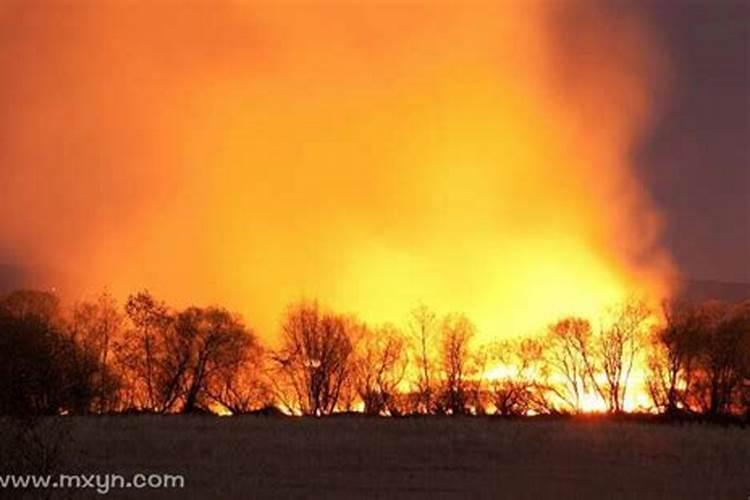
{"left": 596, "top": 298, "right": 651, "bottom": 413}
{"left": 67, "top": 293, "right": 124, "bottom": 412}
{"left": 408, "top": 304, "right": 438, "bottom": 414}
{"left": 208, "top": 343, "right": 273, "bottom": 414}
{"left": 647, "top": 300, "right": 750, "bottom": 418}
{"left": 438, "top": 313, "right": 475, "bottom": 415}
{"left": 490, "top": 338, "right": 552, "bottom": 416}
{"left": 272, "top": 302, "right": 353, "bottom": 416}
{"left": 692, "top": 301, "right": 750, "bottom": 416}
{"left": 173, "top": 307, "right": 255, "bottom": 413}
{"left": 118, "top": 291, "right": 175, "bottom": 412}
{"left": 647, "top": 300, "right": 704, "bottom": 415}
{"left": 353, "top": 323, "right": 408, "bottom": 415}
{"left": 544, "top": 317, "right": 594, "bottom": 413}
{"left": 333, "top": 318, "right": 368, "bottom": 413}
{"left": 467, "top": 343, "right": 492, "bottom": 415}
{"left": 0, "top": 290, "right": 98, "bottom": 416}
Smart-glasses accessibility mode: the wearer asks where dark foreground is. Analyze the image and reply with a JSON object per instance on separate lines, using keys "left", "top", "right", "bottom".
{"left": 8, "top": 416, "right": 750, "bottom": 499}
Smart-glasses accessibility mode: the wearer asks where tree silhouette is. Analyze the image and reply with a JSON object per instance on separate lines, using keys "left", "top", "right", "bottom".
{"left": 438, "top": 313, "right": 475, "bottom": 415}
{"left": 544, "top": 317, "right": 594, "bottom": 413}
{"left": 693, "top": 301, "right": 750, "bottom": 416}
{"left": 273, "top": 302, "right": 353, "bottom": 416}
{"left": 174, "top": 306, "right": 255, "bottom": 413}
{"left": 208, "top": 336, "right": 271, "bottom": 414}
{"left": 596, "top": 299, "right": 651, "bottom": 413}
{"left": 353, "top": 323, "right": 408, "bottom": 415}
{"left": 647, "top": 300, "right": 704, "bottom": 415}
{"left": 118, "top": 291, "right": 175, "bottom": 412}
{"left": 490, "top": 338, "right": 552, "bottom": 416}
{"left": 408, "top": 304, "right": 438, "bottom": 414}
{"left": 0, "top": 286, "right": 748, "bottom": 419}
{"left": 68, "top": 292, "right": 124, "bottom": 412}
{"left": 0, "top": 290, "right": 98, "bottom": 415}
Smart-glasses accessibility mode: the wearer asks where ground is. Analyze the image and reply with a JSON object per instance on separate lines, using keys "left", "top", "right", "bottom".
{"left": 17, "top": 416, "right": 750, "bottom": 498}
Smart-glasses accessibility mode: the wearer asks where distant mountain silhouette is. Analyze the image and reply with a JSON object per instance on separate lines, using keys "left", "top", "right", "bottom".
{"left": 681, "top": 279, "right": 750, "bottom": 303}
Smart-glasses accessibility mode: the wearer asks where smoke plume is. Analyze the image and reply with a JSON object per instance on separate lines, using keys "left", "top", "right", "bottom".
{"left": 0, "top": 1, "right": 674, "bottom": 342}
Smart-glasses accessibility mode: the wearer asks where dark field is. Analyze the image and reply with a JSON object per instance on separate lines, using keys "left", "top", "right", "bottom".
{"left": 33, "top": 416, "right": 748, "bottom": 499}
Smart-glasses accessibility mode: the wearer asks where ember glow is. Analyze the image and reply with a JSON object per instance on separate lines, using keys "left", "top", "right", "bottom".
{"left": 0, "top": 2, "right": 674, "bottom": 343}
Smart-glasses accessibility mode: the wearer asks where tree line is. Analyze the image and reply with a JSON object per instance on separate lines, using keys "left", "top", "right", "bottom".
{"left": 0, "top": 289, "right": 748, "bottom": 419}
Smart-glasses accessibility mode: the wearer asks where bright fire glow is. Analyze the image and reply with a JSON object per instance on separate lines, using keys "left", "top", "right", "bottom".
{"left": 485, "top": 360, "right": 657, "bottom": 414}
{"left": 0, "top": 3, "right": 674, "bottom": 346}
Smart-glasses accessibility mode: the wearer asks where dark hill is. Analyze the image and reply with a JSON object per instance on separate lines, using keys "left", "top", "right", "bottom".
{"left": 681, "top": 279, "right": 750, "bottom": 303}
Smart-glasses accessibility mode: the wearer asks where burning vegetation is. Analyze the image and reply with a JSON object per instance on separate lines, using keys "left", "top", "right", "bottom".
{"left": 0, "top": 2, "right": 746, "bottom": 420}
{"left": 0, "top": 1, "right": 674, "bottom": 344}
{"left": 0, "top": 289, "right": 748, "bottom": 420}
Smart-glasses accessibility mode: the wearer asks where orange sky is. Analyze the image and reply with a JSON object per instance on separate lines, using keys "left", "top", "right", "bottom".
{"left": 0, "top": 1, "right": 675, "bottom": 344}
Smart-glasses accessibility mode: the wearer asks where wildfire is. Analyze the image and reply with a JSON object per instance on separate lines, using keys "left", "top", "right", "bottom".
{"left": 0, "top": 2, "right": 673, "bottom": 346}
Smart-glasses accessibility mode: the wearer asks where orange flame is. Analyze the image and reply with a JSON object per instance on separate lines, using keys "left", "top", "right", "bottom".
{"left": 0, "top": 2, "right": 674, "bottom": 343}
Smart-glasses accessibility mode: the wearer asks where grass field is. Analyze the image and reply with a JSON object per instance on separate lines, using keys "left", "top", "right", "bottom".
{"left": 11, "top": 416, "right": 750, "bottom": 499}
